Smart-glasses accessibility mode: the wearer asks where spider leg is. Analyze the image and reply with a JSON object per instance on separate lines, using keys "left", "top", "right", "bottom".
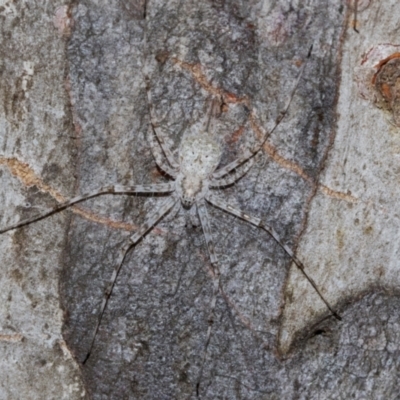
{"left": 83, "top": 195, "right": 178, "bottom": 363}
{"left": 189, "top": 203, "right": 200, "bottom": 227}
{"left": 145, "top": 84, "right": 180, "bottom": 170}
{"left": 163, "top": 198, "right": 181, "bottom": 222}
{"left": 0, "top": 183, "right": 175, "bottom": 234}
{"left": 353, "top": 0, "right": 360, "bottom": 33}
{"left": 196, "top": 200, "right": 221, "bottom": 396}
{"left": 211, "top": 149, "right": 254, "bottom": 180}
{"left": 209, "top": 155, "right": 255, "bottom": 188}
{"left": 212, "top": 46, "right": 312, "bottom": 181}
{"left": 206, "top": 192, "right": 341, "bottom": 321}
{"left": 147, "top": 126, "right": 178, "bottom": 178}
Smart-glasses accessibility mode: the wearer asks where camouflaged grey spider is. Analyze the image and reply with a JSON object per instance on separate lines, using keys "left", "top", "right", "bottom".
{"left": 0, "top": 47, "right": 340, "bottom": 392}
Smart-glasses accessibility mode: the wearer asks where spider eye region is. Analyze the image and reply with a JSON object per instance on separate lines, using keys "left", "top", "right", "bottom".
{"left": 181, "top": 195, "right": 195, "bottom": 207}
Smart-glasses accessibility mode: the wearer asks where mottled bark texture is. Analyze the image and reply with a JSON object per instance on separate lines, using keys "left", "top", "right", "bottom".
{"left": 1, "top": 0, "right": 400, "bottom": 399}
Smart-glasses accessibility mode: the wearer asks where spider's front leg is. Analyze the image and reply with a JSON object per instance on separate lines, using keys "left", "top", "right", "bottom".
{"left": 196, "top": 200, "right": 221, "bottom": 396}
{"left": 83, "top": 195, "right": 178, "bottom": 363}
{"left": 0, "top": 183, "right": 175, "bottom": 234}
{"left": 189, "top": 204, "right": 200, "bottom": 227}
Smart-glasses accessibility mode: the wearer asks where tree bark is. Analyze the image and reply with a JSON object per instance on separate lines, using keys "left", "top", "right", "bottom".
{"left": 1, "top": 0, "right": 400, "bottom": 399}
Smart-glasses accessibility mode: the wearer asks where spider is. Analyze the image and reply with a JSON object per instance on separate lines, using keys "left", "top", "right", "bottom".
{"left": 0, "top": 45, "right": 340, "bottom": 395}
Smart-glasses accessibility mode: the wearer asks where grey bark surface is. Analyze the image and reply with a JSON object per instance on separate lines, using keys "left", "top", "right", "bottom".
{"left": 1, "top": 0, "right": 400, "bottom": 399}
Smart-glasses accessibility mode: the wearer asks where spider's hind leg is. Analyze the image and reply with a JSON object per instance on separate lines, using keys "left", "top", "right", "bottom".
{"left": 145, "top": 82, "right": 180, "bottom": 170}
{"left": 209, "top": 154, "right": 256, "bottom": 188}
{"left": 211, "top": 46, "right": 312, "bottom": 182}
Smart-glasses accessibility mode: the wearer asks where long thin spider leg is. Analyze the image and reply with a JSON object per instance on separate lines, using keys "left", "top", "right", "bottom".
{"left": 0, "top": 183, "right": 175, "bottom": 234}
{"left": 163, "top": 198, "right": 181, "bottom": 222}
{"left": 206, "top": 192, "right": 341, "bottom": 321}
{"left": 353, "top": 0, "right": 360, "bottom": 33}
{"left": 211, "top": 149, "right": 254, "bottom": 180}
{"left": 212, "top": 46, "right": 312, "bottom": 181}
{"left": 196, "top": 200, "right": 221, "bottom": 397}
{"left": 144, "top": 83, "right": 180, "bottom": 170}
{"left": 209, "top": 156, "right": 255, "bottom": 188}
{"left": 83, "top": 196, "right": 178, "bottom": 363}
{"left": 204, "top": 96, "right": 223, "bottom": 132}
{"left": 147, "top": 126, "right": 178, "bottom": 178}
{"left": 189, "top": 203, "right": 200, "bottom": 227}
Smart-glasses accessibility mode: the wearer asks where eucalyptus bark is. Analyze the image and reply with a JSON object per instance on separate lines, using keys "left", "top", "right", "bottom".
{"left": 1, "top": 1, "right": 400, "bottom": 399}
